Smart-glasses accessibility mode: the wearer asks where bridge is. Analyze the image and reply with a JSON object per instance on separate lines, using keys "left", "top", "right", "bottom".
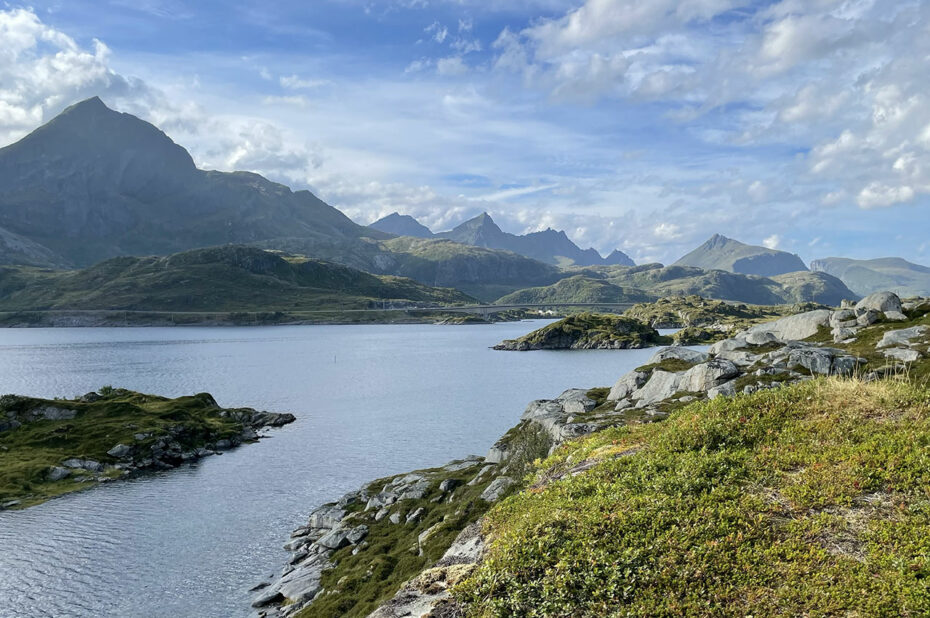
{"left": 404, "top": 302, "right": 637, "bottom": 318}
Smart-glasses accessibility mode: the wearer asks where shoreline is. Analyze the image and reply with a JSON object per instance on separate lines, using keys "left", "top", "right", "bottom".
{"left": 0, "top": 309, "right": 538, "bottom": 328}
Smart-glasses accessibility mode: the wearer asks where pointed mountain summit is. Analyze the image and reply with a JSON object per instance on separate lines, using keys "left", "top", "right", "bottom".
{"left": 673, "top": 234, "right": 808, "bottom": 277}
{"left": 0, "top": 97, "right": 378, "bottom": 267}
{"left": 369, "top": 212, "right": 434, "bottom": 238}
{"left": 436, "top": 212, "right": 635, "bottom": 267}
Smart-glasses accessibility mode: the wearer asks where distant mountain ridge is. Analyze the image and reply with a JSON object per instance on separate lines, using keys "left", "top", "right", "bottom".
{"left": 811, "top": 257, "right": 930, "bottom": 297}
{"left": 371, "top": 211, "right": 635, "bottom": 268}
{"left": 674, "top": 234, "right": 808, "bottom": 277}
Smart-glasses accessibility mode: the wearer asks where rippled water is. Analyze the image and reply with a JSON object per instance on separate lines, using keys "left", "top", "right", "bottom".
{"left": 0, "top": 323, "right": 677, "bottom": 617}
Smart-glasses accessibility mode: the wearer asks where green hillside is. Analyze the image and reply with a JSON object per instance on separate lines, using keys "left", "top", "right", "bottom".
{"left": 0, "top": 245, "right": 474, "bottom": 312}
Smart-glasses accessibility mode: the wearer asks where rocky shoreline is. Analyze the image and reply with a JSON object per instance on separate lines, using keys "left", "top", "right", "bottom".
{"left": 254, "top": 291, "right": 930, "bottom": 617}
{"left": 0, "top": 389, "right": 295, "bottom": 510}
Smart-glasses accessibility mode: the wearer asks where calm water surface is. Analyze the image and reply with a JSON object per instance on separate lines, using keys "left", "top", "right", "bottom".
{"left": 0, "top": 322, "right": 677, "bottom": 618}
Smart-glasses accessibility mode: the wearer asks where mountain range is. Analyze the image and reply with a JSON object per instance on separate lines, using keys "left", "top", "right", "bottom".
{"left": 0, "top": 96, "right": 911, "bottom": 308}
{"left": 371, "top": 211, "right": 635, "bottom": 268}
{"left": 811, "top": 257, "right": 930, "bottom": 297}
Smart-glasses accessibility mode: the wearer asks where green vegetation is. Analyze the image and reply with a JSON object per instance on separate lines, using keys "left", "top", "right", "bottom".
{"left": 494, "top": 275, "right": 653, "bottom": 305}
{"left": 812, "top": 257, "right": 930, "bottom": 298}
{"left": 0, "top": 389, "right": 290, "bottom": 508}
{"left": 0, "top": 245, "right": 474, "bottom": 314}
{"left": 456, "top": 377, "right": 930, "bottom": 616}
{"left": 494, "top": 313, "right": 670, "bottom": 350}
{"left": 559, "top": 264, "right": 855, "bottom": 306}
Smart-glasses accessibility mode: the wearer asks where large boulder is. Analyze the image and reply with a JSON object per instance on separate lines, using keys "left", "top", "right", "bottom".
{"left": 877, "top": 326, "right": 928, "bottom": 349}
{"left": 556, "top": 389, "right": 597, "bottom": 414}
{"left": 742, "top": 310, "right": 832, "bottom": 342}
{"left": 855, "top": 292, "right": 902, "bottom": 316}
{"left": 646, "top": 347, "right": 709, "bottom": 365}
{"left": 681, "top": 359, "right": 740, "bottom": 392}
{"left": 607, "top": 371, "right": 649, "bottom": 402}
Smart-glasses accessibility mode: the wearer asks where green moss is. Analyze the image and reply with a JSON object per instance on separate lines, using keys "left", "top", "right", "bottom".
{"left": 456, "top": 378, "right": 930, "bottom": 617}
{"left": 635, "top": 358, "right": 699, "bottom": 373}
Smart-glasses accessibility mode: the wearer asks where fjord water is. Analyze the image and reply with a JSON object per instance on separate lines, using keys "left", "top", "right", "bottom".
{"left": 0, "top": 323, "right": 675, "bottom": 618}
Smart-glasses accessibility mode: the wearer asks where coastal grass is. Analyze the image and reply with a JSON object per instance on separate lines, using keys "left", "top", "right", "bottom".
{"left": 455, "top": 377, "right": 930, "bottom": 616}
{"left": 0, "top": 390, "right": 245, "bottom": 508}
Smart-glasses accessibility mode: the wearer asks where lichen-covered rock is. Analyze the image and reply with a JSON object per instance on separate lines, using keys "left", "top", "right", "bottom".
{"left": 855, "top": 291, "right": 902, "bottom": 316}
{"left": 742, "top": 310, "right": 832, "bottom": 341}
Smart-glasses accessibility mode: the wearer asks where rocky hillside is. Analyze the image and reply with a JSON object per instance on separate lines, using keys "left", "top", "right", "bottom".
{"left": 258, "top": 290, "right": 930, "bottom": 617}
{"left": 674, "top": 234, "right": 809, "bottom": 277}
{"left": 0, "top": 388, "right": 294, "bottom": 509}
{"left": 493, "top": 313, "right": 669, "bottom": 351}
{"left": 0, "top": 245, "right": 474, "bottom": 313}
{"left": 812, "top": 256, "right": 930, "bottom": 297}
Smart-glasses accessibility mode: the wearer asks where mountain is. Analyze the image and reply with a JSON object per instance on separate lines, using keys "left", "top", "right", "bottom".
{"left": 382, "top": 211, "right": 636, "bottom": 267}
{"left": 674, "top": 234, "right": 808, "bottom": 277}
{"left": 369, "top": 212, "right": 434, "bottom": 239}
{"left": 0, "top": 97, "right": 383, "bottom": 267}
{"left": 494, "top": 275, "right": 654, "bottom": 305}
{"left": 547, "top": 263, "right": 856, "bottom": 306}
{"left": 811, "top": 257, "right": 930, "bottom": 297}
{"left": 0, "top": 245, "right": 474, "bottom": 312}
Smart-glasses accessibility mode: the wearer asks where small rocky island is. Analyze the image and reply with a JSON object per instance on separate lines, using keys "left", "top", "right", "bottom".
{"left": 0, "top": 388, "right": 295, "bottom": 510}
{"left": 493, "top": 313, "right": 670, "bottom": 350}
{"left": 259, "top": 291, "right": 930, "bottom": 617}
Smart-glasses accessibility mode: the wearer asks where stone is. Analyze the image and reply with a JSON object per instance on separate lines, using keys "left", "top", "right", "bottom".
{"left": 308, "top": 504, "right": 346, "bottom": 528}
{"left": 709, "top": 338, "right": 746, "bottom": 354}
{"left": 857, "top": 310, "right": 881, "bottom": 327}
{"left": 439, "top": 479, "right": 461, "bottom": 493}
{"left": 556, "top": 389, "right": 597, "bottom": 414}
{"left": 833, "top": 327, "right": 858, "bottom": 343}
{"left": 855, "top": 291, "right": 902, "bottom": 316}
{"left": 884, "top": 311, "right": 908, "bottom": 322}
{"left": 316, "top": 528, "right": 352, "bottom": 550}
{"left": 877, "top": 326, "right": 928, "bottom": 349}
{"left": 107, "top": 444, "right": 132, "bottom": 459}
{"left": 742, "top": 310, "right": 832, "bottom": 342}
{"left": 251, "top": 588, "right": 285, "bottom": 608}
{"left": 708, "top": 381, "right": 737, "bottom": 399}
{"left": 480, "top": 477, "right": 515, "bottom": 502}
{"left": 607, "top": 371, "right": 649, "bottom": 402}
{"left": 681, "top": 359, "right": 740, "bottom": 392}
{"left": 48, "top": 466, "right": 71, "bottom": 481}
{"left": 374, "top": 508, "right": 389, "bottom": 521}
{"left": 884, "top": 348, "right": 921, "bottom": 362}
{"left": 346, "top": 525, "right": 369, "bottom": 544}
{"left": 744, "top": 331, "right": 780, "bottom": 346}
{"left": 61, "top": 458, "right": 104, "bottom": 472}
{"left": 405, "top": 507, "right": 425, "bottom": 524}
{"left": 33, "top": 405, "right": 77, "bottom": 420}
{"left": 632, "top": 370, "right": 683, "bottom": 406}
{"left": 646, "top": 346, "right": 709, "bottom": 365}
{"left": 829, "top": 309, "right": 856, "bottom": 325}
{"left": 715, "top": 350, "right": 759, "bottom": 367}
{"left": 389, "top": 512, "right": 402, "bottom": 524}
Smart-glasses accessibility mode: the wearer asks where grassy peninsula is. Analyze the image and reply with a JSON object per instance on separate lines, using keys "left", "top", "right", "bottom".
{"left": 0, "top": 388, "right": 294, "bottom": 509}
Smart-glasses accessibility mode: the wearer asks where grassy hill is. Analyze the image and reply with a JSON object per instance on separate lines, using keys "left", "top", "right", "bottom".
{"left": 494, "top": 313, "right": 669, "bottom": 351}
{"left": 0, "top": 245, "right": 474, "bottom": 313}
{"left": 457, "top": 377, "right": 930, "bottom": 615}
{"left": 495, "top": 275, "right": 654, "bottom": 305}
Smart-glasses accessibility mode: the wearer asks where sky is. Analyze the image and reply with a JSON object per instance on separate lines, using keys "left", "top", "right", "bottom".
{"left": 0, "top": 0, "right": 928, "bottom": 265}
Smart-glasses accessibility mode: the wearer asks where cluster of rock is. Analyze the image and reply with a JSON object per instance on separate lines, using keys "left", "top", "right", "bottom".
{"left": 261, "top": 291, "right": 929, "bottom": 617}
{"left": 494, "top": 314, "right": 665, "bottom": 351}
{"left": 253, "top": 456, "right": 508, "bottom": 617}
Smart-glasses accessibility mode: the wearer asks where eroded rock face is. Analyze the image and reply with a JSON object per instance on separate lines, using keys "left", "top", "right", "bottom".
{"left": 646, "top": 347, "right": 709, "bottom": 365}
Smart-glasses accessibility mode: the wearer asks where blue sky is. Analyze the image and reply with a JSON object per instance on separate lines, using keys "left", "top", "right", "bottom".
{"left": 1, "top": 0, "right": 928, "bottom": 265}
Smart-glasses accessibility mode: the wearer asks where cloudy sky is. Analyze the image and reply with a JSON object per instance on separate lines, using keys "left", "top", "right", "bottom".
{"left": 1, "top": 0, "right": 928, "bottom": 265}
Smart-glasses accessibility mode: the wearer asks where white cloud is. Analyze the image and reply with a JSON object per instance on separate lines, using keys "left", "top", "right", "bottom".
{"left": 279, "top": 74, "right": 329, "bottom": 90}
{"left": 436, "top": 56, "right": 469, "bottom": 76}
{"left": 762, "top": 234, "right": 780, "bottom": 249}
